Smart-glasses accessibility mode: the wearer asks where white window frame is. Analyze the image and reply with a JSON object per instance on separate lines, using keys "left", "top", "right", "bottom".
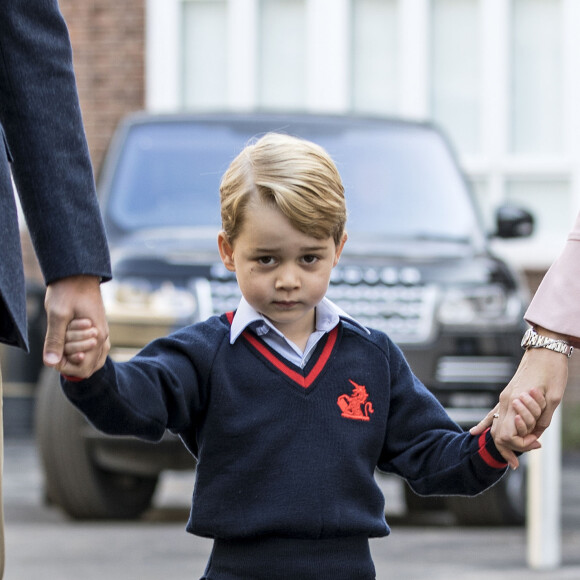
{"left": 146, "top": 0, "right": 431, "bottom": 116}
{"left": 146, "top": 0, "right": 353, "bottom": 112}
{"left": 146, "top": 0, "right": 259, "bottom": 111}
{"left": 146, "top": 0, "right": 182, "bottom": 111}
{"left": 469, "top": 0, "right": 580, "bottom": 267}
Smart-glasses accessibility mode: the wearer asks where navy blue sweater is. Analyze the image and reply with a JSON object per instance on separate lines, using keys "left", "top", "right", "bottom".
{"left": 62, "top": 313, "right": 507, "bottom": 577}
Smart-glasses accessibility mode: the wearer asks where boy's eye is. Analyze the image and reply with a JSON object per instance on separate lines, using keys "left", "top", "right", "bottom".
{"left": 258, "top": 256, "right": 275, "bottom": 266}
{"left": 302, "top": 255, "right": 319, "bottom": 264}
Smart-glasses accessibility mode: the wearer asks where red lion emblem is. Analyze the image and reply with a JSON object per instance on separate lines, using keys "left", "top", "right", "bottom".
{"left": 337, "top": 380, "right": 374, "bottom": 421}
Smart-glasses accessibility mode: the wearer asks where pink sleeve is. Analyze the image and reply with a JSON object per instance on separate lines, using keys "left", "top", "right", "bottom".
{"left": 524, "top": 211, "right": 580, "bottom": 340}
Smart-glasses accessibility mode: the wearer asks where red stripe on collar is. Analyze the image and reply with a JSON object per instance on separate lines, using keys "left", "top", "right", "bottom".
{"left": 226, "top": 310, "right": 338, "bottom": 388}
{"left": 241, "top": 327, "right": 338, "bottom": 389}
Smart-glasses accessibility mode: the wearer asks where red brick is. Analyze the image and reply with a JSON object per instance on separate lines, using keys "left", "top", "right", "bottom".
{"left": 59, "top": 0, "right": 145, "bottom": 173}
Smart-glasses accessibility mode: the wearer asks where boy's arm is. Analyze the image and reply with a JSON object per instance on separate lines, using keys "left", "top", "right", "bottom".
{"left": 379, "top": 384, "right": 508, "bottom": 497}
{"left": 377, "top": 339, "right": 541, "bottom": 497}
{"left": 61, "top": 357, "right": 170, "bottom": 442}
{"left": 60, "top": 322, "right": 222, "bottom": 441}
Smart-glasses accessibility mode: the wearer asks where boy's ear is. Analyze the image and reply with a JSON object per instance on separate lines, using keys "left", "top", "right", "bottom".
{"left": 333, "top": 233, "right": 348, "bottom": 267}
{"left": 218, "top": 231, "right": 236, "bottom": 271}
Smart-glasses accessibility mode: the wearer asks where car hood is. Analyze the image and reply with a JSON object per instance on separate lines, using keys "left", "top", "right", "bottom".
{"left": 111, "top": 228, "right": 476, "bottom": 262}
{"left": 344, "top": 235, "right": 477, "bottom": 260}
{"left": 109, "top": 228, "right": 504, "bottom": 288}
{"left": 110, "top": 228, "right": 221, "bottom": 265}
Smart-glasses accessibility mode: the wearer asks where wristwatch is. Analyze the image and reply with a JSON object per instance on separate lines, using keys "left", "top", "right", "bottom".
{"left": 521, "top": 327, "right": 574, "bottom": 358}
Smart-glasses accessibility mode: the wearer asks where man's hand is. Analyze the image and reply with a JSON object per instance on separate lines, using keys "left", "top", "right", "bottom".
{"left": 43, "top": 275, "right": 110, "bottom": 378}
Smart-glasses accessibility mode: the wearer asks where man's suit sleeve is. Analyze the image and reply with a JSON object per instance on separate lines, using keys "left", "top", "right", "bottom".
{"left": 0, "top": 0, "right": 111, "bottom": 284}
{"left": 524, "top": 210, "right": 580, "bottom": 341}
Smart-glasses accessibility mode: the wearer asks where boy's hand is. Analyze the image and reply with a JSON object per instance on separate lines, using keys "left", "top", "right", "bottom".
{"left": 512, "top": 389, "right": 546, "bottom": 439}
{"left": 489, "top": 387, "right": 547, "bottom": 470}
{"left": 62, "top": 318, "right": 109, "bottom": 378}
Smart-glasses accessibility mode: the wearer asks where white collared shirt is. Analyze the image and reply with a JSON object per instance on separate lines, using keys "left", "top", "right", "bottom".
{"left": 229, "top": 296, "right": 369, "bottom": 368}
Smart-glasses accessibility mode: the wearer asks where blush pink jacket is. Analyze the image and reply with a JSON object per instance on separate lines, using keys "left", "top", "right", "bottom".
{"left": 525, "top": 211, "right": 580, "bottom": 341}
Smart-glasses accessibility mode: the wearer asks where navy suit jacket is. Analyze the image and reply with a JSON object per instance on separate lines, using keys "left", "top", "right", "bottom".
{"left": 0, "top": 0, "right": 112, "bottom": 350}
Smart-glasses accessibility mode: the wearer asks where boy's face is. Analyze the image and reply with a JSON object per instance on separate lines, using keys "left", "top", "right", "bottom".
{"left": 218, "top": 200, "right": 346, "bottom": 345}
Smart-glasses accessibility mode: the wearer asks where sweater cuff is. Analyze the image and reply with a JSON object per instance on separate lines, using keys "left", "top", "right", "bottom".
{"left": 60, "top": 358, "right": 113, "bottom": 399}
{"left": 61, "top": 374, "right": 84, "bottom": 383}
{"left": 477, "top": 428, "right": 508, "bottom": 469}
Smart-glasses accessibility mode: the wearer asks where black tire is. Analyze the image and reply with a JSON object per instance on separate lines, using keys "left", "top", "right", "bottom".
{"left": 446, "top": 464, "right": 527, "bottom": 526}
{"left": 34, "top": 367, "right": 158, "bottom": 520}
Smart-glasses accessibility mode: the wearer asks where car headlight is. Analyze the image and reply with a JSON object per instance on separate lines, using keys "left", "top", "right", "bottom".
{"left": 102, "top": 278, "right": 197, "bottom": 324}
{"left": 437, "top": 284, "right": 521, "bottom": 327}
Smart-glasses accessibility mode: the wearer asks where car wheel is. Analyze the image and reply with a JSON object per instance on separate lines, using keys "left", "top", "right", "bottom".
{"left": 34, "top": 367, "right": 158, "bottom": 520}
{"left": 445, "top": 464, "right": 526, "bottom": 526}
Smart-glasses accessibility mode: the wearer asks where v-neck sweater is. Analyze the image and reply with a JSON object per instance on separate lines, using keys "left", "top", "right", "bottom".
{"left": 62, "top": 312, "right": 507, "bottom": 578}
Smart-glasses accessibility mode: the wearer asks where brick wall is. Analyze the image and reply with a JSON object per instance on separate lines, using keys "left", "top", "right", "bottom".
{"left": 59, "top": 0, "right": 146, "bottom": 173}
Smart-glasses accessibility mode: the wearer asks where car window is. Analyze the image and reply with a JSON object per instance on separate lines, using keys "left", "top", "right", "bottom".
{"left": 106, "top": 120, "right": 479, "bottom": 243}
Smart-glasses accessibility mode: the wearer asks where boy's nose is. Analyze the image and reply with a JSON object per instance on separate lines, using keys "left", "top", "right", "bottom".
{"left": 275, "top": 266, "right": 300, "bottom": 290}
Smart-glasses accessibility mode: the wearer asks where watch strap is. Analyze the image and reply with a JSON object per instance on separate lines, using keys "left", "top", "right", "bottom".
{"left": 521, "top": 328, "right": 573, "bottom": 358}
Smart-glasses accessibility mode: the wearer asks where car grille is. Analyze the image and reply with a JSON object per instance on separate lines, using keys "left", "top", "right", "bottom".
{"left": 325, "top": 283, "right": 437, "bottom": 343}
{"left": 435, "top": 356, "right": 516, "bottom": 385}
{"left": 207, "top": 264, "right": 437, "bottom": 344}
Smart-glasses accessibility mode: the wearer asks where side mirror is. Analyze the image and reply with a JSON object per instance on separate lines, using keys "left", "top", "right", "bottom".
{"left": 494, "top": 205, "right": 535, "bottom": 239}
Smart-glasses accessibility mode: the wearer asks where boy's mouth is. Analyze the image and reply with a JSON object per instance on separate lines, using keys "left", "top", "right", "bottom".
{"left": 273, "top": 300, "right": 299, "bottom": 309}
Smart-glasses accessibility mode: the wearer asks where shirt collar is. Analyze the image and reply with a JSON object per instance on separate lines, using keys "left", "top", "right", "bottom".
{"left": 229, "top": 296, "right": 369, "bottom": 344}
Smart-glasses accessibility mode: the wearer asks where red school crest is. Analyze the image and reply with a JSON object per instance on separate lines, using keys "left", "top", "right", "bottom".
{"left": 337, "top": 380, "right": 374, "bottom": 421}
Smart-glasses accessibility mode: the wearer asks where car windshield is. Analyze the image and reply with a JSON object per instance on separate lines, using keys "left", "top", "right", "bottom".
{"left": 105, "top": 119, "right": 479, "bottom": 244}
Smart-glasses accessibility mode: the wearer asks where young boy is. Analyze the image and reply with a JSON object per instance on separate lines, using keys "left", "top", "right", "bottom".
{"left": 62, "top": 133, "right": 544, "bottom": 580}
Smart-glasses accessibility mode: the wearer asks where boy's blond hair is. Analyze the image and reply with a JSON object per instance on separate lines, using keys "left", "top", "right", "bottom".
{"left": 219, "top": 132, "right": 346, "bottom": 245}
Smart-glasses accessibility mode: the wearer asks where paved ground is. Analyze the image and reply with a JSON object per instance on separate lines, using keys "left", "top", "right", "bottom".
{"left": 3, "top": 438, "right": 580, "bottom": 579}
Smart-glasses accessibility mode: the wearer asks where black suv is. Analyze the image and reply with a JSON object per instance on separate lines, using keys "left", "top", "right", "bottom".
{"left": 36, "top": 113, "right": 534, "bottom": 525}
